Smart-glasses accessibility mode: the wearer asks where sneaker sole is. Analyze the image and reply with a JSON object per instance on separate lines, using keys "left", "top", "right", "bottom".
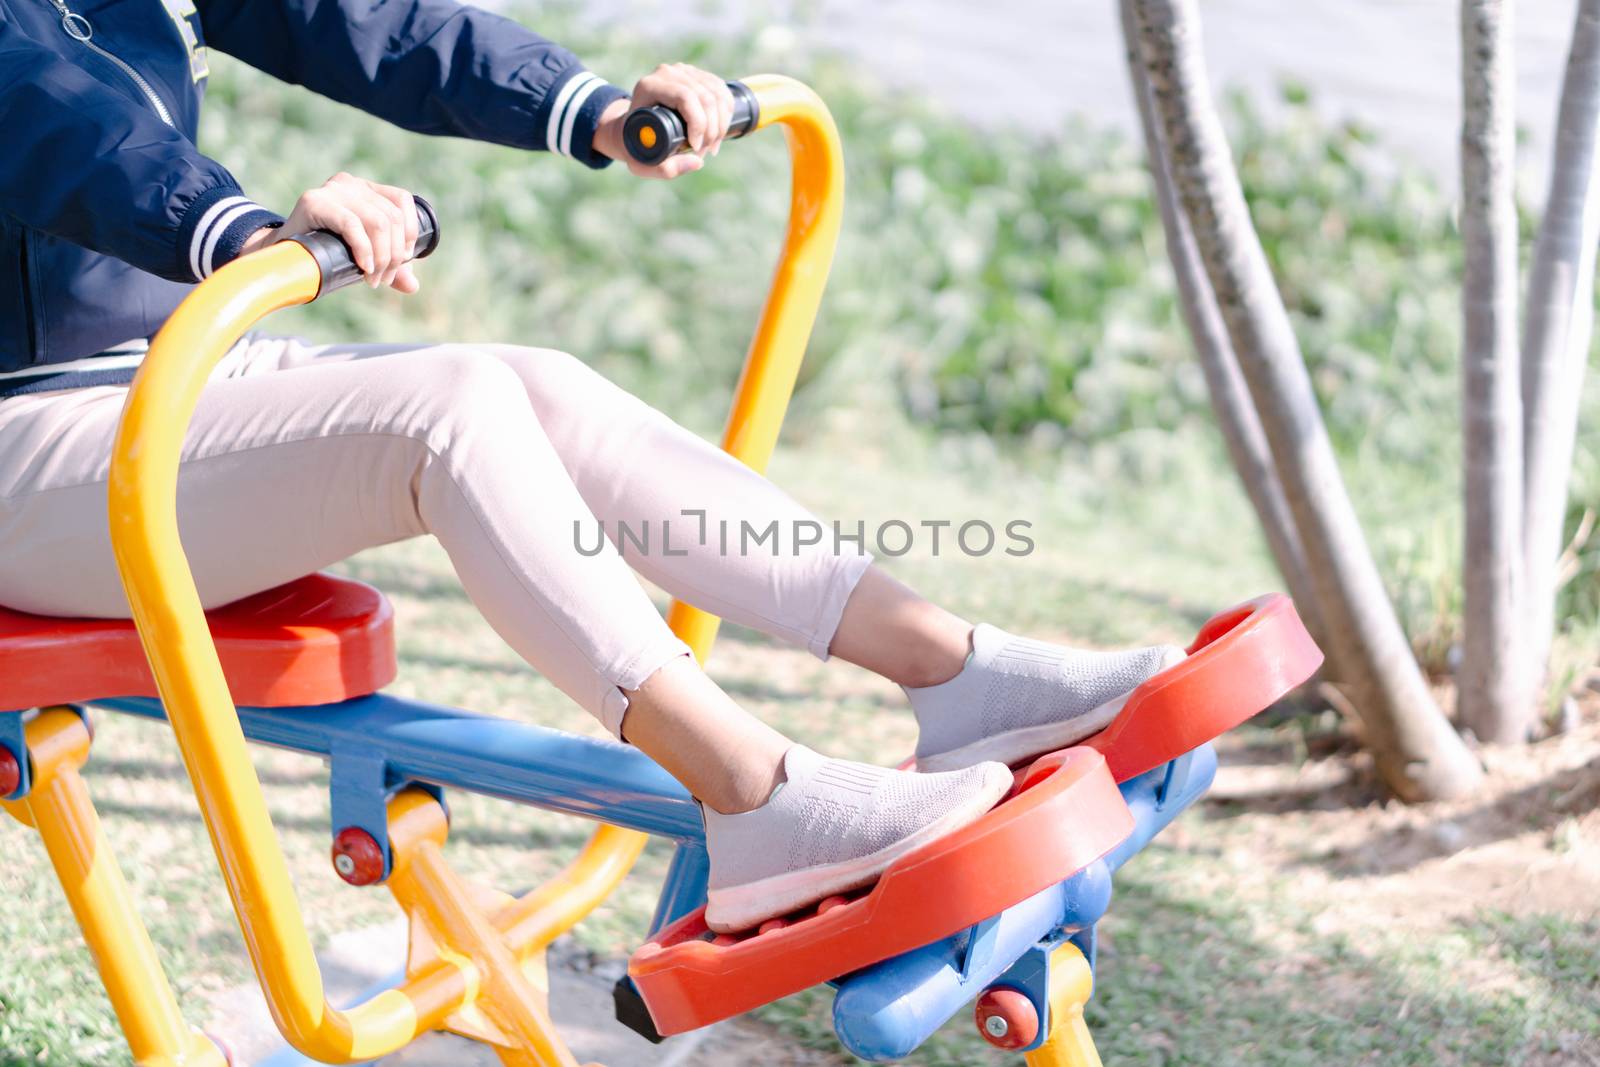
{"left": 704, "top": 770, "right": 1012, "bottom": 934}
{"left": 914, "top": 648, "right": 1188, "bottom": 774}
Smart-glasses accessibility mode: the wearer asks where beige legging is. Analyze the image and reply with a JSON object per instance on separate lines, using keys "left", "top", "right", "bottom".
{"left": 0, "top": 337, "right": 872, "bottom": 736}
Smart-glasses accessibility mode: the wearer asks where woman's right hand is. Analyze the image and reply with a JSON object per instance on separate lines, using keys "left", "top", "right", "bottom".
{"left": 240, "top": 172, "right": 421, "bottom": 293}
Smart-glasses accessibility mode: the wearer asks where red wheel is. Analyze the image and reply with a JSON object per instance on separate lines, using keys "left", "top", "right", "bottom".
{"left": 0, "top": 746, "right": 19, "bottom": 797}
{"left": 974, "top": 986, "right": 1038, "bottom": 1050}
{"left": 331, "top": 827, "right": 385, "bottom": 886}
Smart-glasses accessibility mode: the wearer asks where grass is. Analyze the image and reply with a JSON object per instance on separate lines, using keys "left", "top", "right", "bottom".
{"left": 2, "top": 441, "right": 1595, "bottom": 1066}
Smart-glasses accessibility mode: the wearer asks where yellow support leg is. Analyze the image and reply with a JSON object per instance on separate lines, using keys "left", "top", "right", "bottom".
{"left": 1, "top": 708, "right": 226, "bottom": 1067}
{"left": 1023, "top": 943, "right": 1103, "bottom": 1067}
{"left": 383, "top": 789, "right": 587, "bottom": 1067}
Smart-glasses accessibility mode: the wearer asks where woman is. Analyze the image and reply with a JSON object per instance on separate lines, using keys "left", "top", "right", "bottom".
{"left": 0, "top": 0, "right": 1181, "bottom": 931}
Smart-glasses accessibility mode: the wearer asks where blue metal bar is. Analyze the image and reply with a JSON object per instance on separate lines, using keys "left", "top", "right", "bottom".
{"left": 1103, "top": 745, "right": 1216, "bottom": 872}
{"left": 97, "top": 694, "right": 703, "bottom": 841}
{"left": 647, "top": 842, "right": 711, "bottom": 936}
{"left": 830, "top": 870, "right": 1107, "bottom": 1062}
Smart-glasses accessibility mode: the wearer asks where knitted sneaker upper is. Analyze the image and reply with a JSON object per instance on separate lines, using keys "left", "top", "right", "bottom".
{"left": 910, "top": 624, "right": 1183, "bottom": 761}
{"left": 704, "top": 745, "right": 1010, "bottom": 892}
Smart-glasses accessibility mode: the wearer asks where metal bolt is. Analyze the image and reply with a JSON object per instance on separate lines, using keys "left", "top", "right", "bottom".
{"left": 984, "top": 1015, "right": 1009, "bottom": 1038}
{"left": 333, "top": 853, "right": 356, "bottom": 876}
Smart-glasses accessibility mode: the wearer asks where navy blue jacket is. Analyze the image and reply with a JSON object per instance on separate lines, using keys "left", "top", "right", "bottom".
{"left": 0, "top": 0, "right": 625, "bottom": 393}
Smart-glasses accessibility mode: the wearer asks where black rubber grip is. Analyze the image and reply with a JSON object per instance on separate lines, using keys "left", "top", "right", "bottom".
{"left": 622, "top": 81, "right": 759, "bottom": 166}
{"left": 293, "top": 195, "right": 440, "bottom": 298}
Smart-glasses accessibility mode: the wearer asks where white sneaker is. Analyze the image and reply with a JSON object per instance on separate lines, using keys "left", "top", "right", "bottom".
{"left": 907, "top": 625, "right": 1186, "bottom": 772}
{"left": 701, "top": 745, "right": 1012, "bottom": 933}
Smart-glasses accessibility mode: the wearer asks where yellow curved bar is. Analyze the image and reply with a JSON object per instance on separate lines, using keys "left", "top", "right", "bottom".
{"left": 547, "top": 74, "right": 845, "bottom": 950}
{"left": 109, "top": 242, "right": 447, "bottom": 1061}
{"left": 666, "top": 74, "right": 846, "bottom": 652}
{"left": 106, "top": 73, "right": 844, "bottom": 1062}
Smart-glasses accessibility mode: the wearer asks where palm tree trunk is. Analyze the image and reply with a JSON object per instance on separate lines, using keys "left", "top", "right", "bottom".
{"left": 1522, "top": 0, "right": 1600, "bottom": 699}
{"left": 1116, "top": 0, "right": 1331, "bottom": 659}
{"left": 1129, "top": 0, "right": 1483, "bottom": 799}
{"left": 1459, "top": 0, "right": 1529, "bottom": 743}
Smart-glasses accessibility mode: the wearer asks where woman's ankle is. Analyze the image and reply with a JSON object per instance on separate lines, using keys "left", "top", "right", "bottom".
{"left": 618, "top": 655, "right": 791, "bottom": 815}
{"left": 830, "top": 567, "right": 974, "bottom": 687}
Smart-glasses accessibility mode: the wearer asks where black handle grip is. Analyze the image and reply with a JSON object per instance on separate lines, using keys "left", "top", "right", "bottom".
{"left": 622, "top": 81, "right": 759, "bottom": 166}
{"left": 292, "top": 195, "right": 440, "bottom": 297}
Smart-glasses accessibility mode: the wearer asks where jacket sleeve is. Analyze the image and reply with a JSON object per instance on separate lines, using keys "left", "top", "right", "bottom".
{"left": 0, "top": 17, "right": 283, "bottom": 283}
{"left": 196, "top": 0, "right": 629, "bottom": 169}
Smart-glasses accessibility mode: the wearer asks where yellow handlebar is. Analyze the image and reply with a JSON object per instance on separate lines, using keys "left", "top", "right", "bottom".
{"left": 106, "top": 75, "right": 842, "bottom": 1062}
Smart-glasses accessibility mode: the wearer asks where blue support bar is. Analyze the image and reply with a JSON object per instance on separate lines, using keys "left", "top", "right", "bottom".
{"left": 97, "top": 694, "right": 704, "bottom": 841}
{"left": 647, "top": 842, "right": 711, "bottom": 936}
{"left": 327, "top": 741, "right": 399, "bottom": 878}
{"left": 1102, "top": 745, "right": 1216, "bottom": 873}
{"left": 830, "top": 873, "right": 1099, "bottom": 1061}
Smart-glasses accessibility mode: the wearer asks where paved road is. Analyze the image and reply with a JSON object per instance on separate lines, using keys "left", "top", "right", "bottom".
{"left": 582, "top": 0, "right": 1579, "bottom": 198}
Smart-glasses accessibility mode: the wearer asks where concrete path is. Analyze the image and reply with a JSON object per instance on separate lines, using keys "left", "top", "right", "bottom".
{"left": 581, "top": 0, "right": 1579, "bottom": 197}
{"left": 202, "top": 920, "right": 836, "bottom": 1066}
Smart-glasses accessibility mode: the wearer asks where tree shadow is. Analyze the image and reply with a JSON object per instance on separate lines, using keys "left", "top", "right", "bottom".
{"left": 1292, "top": 753, "right": 1600, "bottom": 879}
{"left": 1080, "top": 870, "right": 1550, "bottom": 1065}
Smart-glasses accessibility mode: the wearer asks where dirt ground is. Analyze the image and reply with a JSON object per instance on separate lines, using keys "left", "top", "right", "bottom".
{"left": 1205, "top": 681, "right": 1600, "bottom": 929}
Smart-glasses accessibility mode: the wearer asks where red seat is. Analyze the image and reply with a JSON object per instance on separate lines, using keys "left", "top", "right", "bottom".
{"left": 0, "top": 573, "right": 396, "bottom": 710}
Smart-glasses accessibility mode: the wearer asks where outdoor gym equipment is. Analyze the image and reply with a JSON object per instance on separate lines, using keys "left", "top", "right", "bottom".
{"left": 0, "top": 76, "right": 1324, "bottom": 1066}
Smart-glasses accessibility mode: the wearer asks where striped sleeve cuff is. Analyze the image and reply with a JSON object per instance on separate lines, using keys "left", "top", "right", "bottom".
{"left": 543, "top": 67, "right": 628, "bottom": 170}
{"left": 176, "top": 185, "right": 285, "bottom": 282}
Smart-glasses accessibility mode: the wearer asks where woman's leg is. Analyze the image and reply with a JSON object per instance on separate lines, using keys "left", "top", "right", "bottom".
{"left": 0, "top": 343, "right": 1013, "bottom": 931}
{"left": 255, "top": 340, "right": 883, "bottom": 661}
{"left": 0, "top": 347, "right": 769, "bottom": 803}
{"left": 245, "top": 340, "right": 1183, "bottom": 773}
{"left": 480, "top": 345, "right": 1187, "bottom": 770}
{"left": 478, "top": 345, "right": 1187, "bottom": 763}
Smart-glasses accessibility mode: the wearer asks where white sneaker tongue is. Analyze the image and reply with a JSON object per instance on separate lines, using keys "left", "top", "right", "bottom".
{"left": 775, "top": 745, "right": 886, "bottom": 814}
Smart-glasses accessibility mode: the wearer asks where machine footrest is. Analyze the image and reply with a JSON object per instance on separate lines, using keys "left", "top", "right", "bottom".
{"left": 1082, "top": 592, "right": 1324, "bottom": 782}
{"left": 629, "top": 594, "right": 1323, "bottom": 1039}
{"left": 629, "top": 747, "right": 1132, "bottom": 1035}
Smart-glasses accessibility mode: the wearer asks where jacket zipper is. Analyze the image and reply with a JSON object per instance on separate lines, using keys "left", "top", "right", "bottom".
{"left": 44, "top": 0, "right": 176, "bottom": 127}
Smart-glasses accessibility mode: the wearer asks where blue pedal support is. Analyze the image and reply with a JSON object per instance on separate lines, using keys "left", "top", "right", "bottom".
{"left": 830, "top": 745, "right": 1217, "bottom": 1061}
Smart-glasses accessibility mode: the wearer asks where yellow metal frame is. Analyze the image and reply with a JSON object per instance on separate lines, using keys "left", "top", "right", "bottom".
{"left": 2, "top": 707, "right": 227, "bottom": 1067}
{"left": 85, "top": 74, "right": 843, "bottom": 1064}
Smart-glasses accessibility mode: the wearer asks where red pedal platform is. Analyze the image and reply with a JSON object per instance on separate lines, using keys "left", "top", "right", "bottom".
{"left": 630, "top": 593, "right": 1324, "bottom": 1036}
{"left": 0, "top": 573, "right": 396, "bottom": 710}
{"left": 629, "top": 746, "right": 1133, "bottom": 1036}
{"left": 1084, "top": 593, "right": 1323, "bottom": 782}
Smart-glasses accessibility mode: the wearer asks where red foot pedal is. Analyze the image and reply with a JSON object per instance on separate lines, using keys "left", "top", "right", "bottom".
{"left": 629, "top": 747, "right": 1133, "bottom": 1036}
{"left": 1085, "top": 593, "right": 1324, "bottom": 782}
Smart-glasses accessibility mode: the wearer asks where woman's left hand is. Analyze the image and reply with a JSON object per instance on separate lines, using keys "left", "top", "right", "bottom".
{"left": 593, "top": 63, "right": 735, "bottom": 179}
